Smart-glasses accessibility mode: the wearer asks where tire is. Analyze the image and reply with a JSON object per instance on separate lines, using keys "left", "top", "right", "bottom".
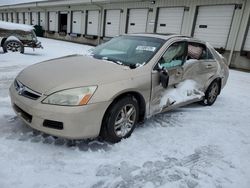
{"left": 100, "top": 96, "right": 139, "bottom": 143}
{"left": 200, "top": 81, "right": 220, "bottom": 106}
{"left": 3, "top": 40, "right": 24, "bottom": 54}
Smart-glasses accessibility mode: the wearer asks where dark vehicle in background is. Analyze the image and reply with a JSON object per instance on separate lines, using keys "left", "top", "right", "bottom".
{"left": 0, "top": 21, "right": 42, "bottom": 53}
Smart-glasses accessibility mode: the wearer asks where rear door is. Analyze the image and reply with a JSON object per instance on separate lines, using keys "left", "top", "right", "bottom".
{"left": 182, "top": 41, "right": 218, "bottom": 91}
{"left": 150, "top": 40, "right": 187, "bottom": 114}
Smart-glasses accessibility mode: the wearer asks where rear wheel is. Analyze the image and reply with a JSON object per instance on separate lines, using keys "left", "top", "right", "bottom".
{"left": 3, "top": 40, "right": 24, "bottom": 53}
{"left": 100, "top": 96, "right": 139, "bottom": 143}
{"left": 200, "top": 81, "right": 220, "bottom": 106}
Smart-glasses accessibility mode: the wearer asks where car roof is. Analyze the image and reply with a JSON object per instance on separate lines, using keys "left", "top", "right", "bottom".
{"left": 126, "top": 33, "right": 206, "bottom": 44}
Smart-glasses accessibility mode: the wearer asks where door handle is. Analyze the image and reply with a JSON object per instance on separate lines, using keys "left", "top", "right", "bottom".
{"left": 176, "top": 71, "right": 182, "bottom": 76}
{"left": 206, "top": 64, "right": 213, "bottom": 69}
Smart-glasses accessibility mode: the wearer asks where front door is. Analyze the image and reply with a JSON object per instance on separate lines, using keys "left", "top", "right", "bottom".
{"left": 150, "top": 41, "right": 187, "bottom": 115}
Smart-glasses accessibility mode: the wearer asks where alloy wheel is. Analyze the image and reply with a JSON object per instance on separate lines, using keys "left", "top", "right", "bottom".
{"left": 114, "top": 104, "right": 137, "bottom": 137}
{"left": 208, "top": 82, "right": 219, "bottom": 104}
{"left": 6, "top": 42, "right": 22, "bottom": 52}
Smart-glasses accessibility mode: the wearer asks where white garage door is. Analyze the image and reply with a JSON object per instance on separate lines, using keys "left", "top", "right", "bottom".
{"left": 193, "top": 5, "right": 235, "bottom": 49}
{"left": 31, "top": 12, "right": 38, "bottom": 25}
{"left": 156, "top": 7, "right": 184, "bottom": 34}
{"left": 13, "top": 12, "right": 17, "bottom": 23}
{"left": 243, "top": 25, "right": 250, "bottom": 51}
{"left": 72, "top": 11, "right": 82, "bottom": 34}
{"left": 49, "top": 12, "right": 57, "bottom": 31}
{"left": 8, "top": 13, "right": 12, "bottom": 22}
{"left": 24, "top": 12, "right": 30, "bottom": 24}
{"left": 105, "top": 9, "right": 121, "bottom": 37}
{"left": 127, "top": 9, "right": 148, "bottom": 34}
{"left": 39, "top": 12, "right": 46, "bottom": 29}
{"left": 87, "top": 10, "right": 99, "bottom": 35}
{"left": 18, "top": 12, "right": 24, "bottom": 24}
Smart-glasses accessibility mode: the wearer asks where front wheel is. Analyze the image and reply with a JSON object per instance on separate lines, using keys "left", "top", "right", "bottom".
{"left": 200, "top": 81, "right": 220, "bottom": 106}
{"left": 100, "top": 96, "right": 139, "bottom": 143}
{"left": 3, "top": 40, "right": 24, "bottom": 53}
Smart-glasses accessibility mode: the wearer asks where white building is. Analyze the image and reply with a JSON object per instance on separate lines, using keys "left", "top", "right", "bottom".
{"left": 0, "top": 0, "right": 250, "bottom": 70}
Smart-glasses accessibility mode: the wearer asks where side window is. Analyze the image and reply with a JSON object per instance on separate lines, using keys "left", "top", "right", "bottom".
{"left": 206, "top": 48, "right": 214, "bottom": 59}
{"left": 159, "top": 42, "right": 186, "bottom": 69}
{"left": 187, "top": 42, "right": 214, "bottom": 60}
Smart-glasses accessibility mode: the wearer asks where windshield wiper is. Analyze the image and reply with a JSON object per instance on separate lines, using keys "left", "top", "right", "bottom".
{"left": 127, "top": 64, "right": 137, "bottom": 69}
{"left": 101, "top": 57, "right": 122, "bottom": 65}
{"left": 93, "top": 55, "right": 139, "bottom": 69}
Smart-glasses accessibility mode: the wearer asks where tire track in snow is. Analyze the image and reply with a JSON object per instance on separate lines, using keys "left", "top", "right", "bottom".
{"left": 94, "top": 145, "right": 235, "bottom": 188}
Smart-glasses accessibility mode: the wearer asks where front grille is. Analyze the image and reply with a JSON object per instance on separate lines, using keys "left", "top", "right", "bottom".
{"left": 13, "top": 104, "right": 32, "bottom": 123}
{"left": 14, "top": 79, "right": 42, "bottom": 100}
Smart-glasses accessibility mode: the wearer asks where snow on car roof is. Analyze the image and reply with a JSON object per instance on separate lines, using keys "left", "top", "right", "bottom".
{"left": 0, "top": 21, "right": 34, "bottom": 32}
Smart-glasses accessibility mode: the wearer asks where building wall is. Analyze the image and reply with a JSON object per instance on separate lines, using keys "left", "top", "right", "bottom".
{"left": 0, "top": 0, "right": 250, "bottom": 70}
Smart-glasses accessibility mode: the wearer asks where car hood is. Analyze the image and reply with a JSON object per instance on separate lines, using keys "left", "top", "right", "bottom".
{"left": 17, "top": 55, "right": 142, "bottom": 94}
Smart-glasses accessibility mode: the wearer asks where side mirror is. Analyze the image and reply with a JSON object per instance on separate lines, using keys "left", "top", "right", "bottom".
{"left": 157, "top": 66, "right": 169, "bottom": 89}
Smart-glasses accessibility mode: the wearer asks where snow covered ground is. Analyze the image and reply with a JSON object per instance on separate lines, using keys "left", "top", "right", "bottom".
{"left": 0, "top": 37, "right": 250, "bottom": 188}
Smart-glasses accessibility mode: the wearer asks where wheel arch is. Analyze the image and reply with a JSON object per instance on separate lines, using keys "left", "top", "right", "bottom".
{"left": 206, "top": 77, "right": 222, "bottom": 95}
{"left": 1, "top": 38, "right": 7, "bottom": 47}
{"left": 102, "top": 91, "right": 146, "bottom": 126}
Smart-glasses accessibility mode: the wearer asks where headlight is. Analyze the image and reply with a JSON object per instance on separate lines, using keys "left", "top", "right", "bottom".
{"left": 42, "top": 86, "right": 97, "bottom": 106}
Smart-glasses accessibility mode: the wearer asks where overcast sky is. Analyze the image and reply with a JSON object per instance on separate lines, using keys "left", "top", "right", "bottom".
{"left": 0, "top": 0, "right": 47, "bottom": 6}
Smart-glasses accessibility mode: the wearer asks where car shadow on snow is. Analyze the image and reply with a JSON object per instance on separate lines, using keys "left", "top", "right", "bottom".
{"left": 1, "top": 102, "right": 211, "bottom": 152}
{"left": 2, "top": 114, "right": 112, "bottom": 152}
{"left": 0, "top": 49, "right": 43, "bottom": 56}
{"left": 22, "top": 52, "right": 44, "bottom": 56}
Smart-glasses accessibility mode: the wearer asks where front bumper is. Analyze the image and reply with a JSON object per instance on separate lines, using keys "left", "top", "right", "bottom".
{"left": 9, "top": 83, "right": 110, "bottom": 139}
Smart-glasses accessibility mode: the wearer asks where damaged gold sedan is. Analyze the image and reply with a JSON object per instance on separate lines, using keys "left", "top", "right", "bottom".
{"left": 9, "top": 34, "right": 229, "bottom": 143}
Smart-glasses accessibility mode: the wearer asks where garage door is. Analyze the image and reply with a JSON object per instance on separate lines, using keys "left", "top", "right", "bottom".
{"left": 4, "top": 13, "right": 7, "bottom": 21}
{"left": 127, "top": 9, "right": 148, "bottom": 34}
{"left": 156, "top": 7, "right": 184, "bottom": 34}
{"left": 72, "top": 11, "right": 83, "bottom": 34}
{"left": 104, "top": 9, "right": 121, "bottom": 37}
{"left": 39, "top": 12, "right": 46, "bottom": 29}
{"left": 13, "top": 12, "right": 17, "bottom": 23}
{"left": 193, "top": 5, "right": 235, "bottom": 49}
{"left": 243, "top": 25, "right": 250, "bottom": 51}
{"left": 18, "top": 12, "right": 24, "bottom": 24}
{"left": 24, "top": 12, "right": 30, "bottom": 24}
{"left": 87, "top": 10, "right": 99, "bottom": 35}
{"left": 8, "top": 13, "right": 12, "bottom": 22}
{"left": 31, "top": 12, "right": 38, "bottom": 25}
{"left": 49, "top": 12, "right": 57, "bottom": 31}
